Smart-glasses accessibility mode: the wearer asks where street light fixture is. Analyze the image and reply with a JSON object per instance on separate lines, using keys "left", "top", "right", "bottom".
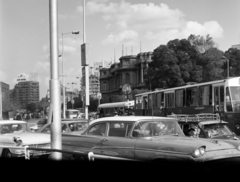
{"left": 61, "top": 30, "right": 80, "bottom": 118}
{"left": 222, "top": 56, "right": 229, "bottom": 78}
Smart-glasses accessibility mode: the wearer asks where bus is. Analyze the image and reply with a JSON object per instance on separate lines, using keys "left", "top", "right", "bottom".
{"left": 97, "top": 100, "right": 135, "bottom": 118}
{"left": 134, "top": 77, "right": 240, "bottom": 135}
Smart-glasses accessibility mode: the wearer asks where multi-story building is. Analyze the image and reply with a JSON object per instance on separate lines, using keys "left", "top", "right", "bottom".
{"left": 89, "top": 74, "right": 99, "bottom": 99}
{"left": 0, "top": 82, "right": 10, "bottom": 102}
{"left": 12, "top": 81, "right": 39, "bottom": 106}
{"left": 81, "top": 68, "right": 100, "bottom": 99}
{"left": 0, "top": 82, "right": 10, "bottom": 119}
{"left": 232, "top": 44, "right": 240, "bottom": 50}
{"left": 99, "top": 52, "right": 153, "bottom": 102}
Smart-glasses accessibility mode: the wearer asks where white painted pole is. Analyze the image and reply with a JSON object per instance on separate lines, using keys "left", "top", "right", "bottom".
{"left": 49, "top": 0, "right": 62, "bottom": 160}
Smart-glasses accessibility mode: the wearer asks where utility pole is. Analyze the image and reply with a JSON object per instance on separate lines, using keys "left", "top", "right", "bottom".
{"left": 49, "top": 0, "right": 62, "bottom": 160}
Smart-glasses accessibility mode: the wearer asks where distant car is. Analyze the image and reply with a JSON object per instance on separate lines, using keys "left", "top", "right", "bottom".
{"left": 36, "top": 119, "right": 89, "bottom": 135}
{"left": 61, "top": 116, "right": 240, "bottom": 165}
{"left": 167, "top": 113, "right": 240, "bottom": 140}
{"left": 0, "top": 120, "right": 50, "bottom": 158}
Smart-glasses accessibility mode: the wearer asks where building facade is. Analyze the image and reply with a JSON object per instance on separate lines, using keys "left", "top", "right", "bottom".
{"left": 0, "top": 82, "right": 10, "bottom": 102}
{"left": 99, "top": 52, "right": 153, "bottom": 102}
{"left": 11, "top": 81, "right": 39, "bottom": 106}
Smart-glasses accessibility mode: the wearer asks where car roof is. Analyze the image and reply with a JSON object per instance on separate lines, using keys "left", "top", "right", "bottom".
{"left": 61, "top": 120, "right": 88, "bottom": 124}
{"left": 89, "top": 116, "right": 176, "bottom": 125}
{"left": 61, "top": 118, "right": 88, "bottom": 122}
{"left": 0, "top": 120, "right": 26, "bottom": 124}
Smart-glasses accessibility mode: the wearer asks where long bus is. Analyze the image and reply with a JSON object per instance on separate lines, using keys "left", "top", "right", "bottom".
{"left": 134, "top": 77, "right": 240, "bottom": 135}
{"left": 97, "top": 100, "right": 135, "bottom": 118}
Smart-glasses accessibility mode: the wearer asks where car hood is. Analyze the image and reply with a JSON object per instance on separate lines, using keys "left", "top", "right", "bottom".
{"left": 0, "top": 132, "right": 50, "bottom": 145}
{"left": 138, "top": 136, "right": 239, "bottom": 154}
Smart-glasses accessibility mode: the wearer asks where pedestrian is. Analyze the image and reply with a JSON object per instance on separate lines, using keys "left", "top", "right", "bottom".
{"left": 15, "top": 112, "right": 22, "bottom": 120}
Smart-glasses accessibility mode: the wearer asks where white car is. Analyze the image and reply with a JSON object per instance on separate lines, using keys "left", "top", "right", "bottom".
{"left": 0, "top": 120, "right": 51, "bottom": 158}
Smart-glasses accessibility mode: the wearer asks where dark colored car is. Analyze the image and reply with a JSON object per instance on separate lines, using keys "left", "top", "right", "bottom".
{"left": 61, "top": 116, "right": 240, "bottom": 164}
{"left": 167, "top": 113, "right": 240, "bottom": 140}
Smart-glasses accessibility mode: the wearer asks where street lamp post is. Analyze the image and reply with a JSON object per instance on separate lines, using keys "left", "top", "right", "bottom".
{"left": 61, "top": 31, "right": 79, "bottom": 118}
{"left": 222, "top": 56, "right": 229, "bottom": 78}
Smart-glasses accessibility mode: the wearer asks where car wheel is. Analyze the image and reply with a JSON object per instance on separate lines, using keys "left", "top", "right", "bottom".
{"left": 3, "top": 149, "right": 13, "bottom": 158}
{"left": 39, "top": 154, "right": 49, "bottom": 160}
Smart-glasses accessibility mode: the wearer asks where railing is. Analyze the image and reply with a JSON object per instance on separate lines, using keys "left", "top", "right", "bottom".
{"left": 167, "top": 113, "right": 220, "bottom": 122}
{"left": 0, "top": 145, "right": 139, "bottom": 161}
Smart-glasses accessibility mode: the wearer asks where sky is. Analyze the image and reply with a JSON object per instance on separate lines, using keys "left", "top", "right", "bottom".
{"left": 1, "top": 0, "right": 240, "bottom": 99}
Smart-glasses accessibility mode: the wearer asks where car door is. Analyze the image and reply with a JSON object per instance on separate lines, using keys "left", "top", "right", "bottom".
{"left": 100, "top": 121, "right": 136, "bottom": 159}
{"left": 71, "top": 122, "right": 107, "bottom": 154}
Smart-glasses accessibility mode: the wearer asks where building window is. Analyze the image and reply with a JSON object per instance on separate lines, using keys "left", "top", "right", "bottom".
{"left": 126, "top": 73, "right": 130, "bottom": 83}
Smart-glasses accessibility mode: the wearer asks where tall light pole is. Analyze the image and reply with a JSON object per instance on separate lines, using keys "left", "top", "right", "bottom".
{"left": 67, "top": 82, "right": 77, "bottom": 109}
{"left": 82, "top": 0, "right": 89, "bottom": 120}
{"left": 61, "top": 30, "right": 79, "bottom": 118}
{"left": 222, "top": 56, "right": 229, "bottom": 78}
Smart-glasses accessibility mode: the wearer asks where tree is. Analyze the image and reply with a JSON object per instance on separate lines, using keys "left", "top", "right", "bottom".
{"left": 145, "top": 45, "right": 184, "bottom": 90}
{"left": 224, "top": 48, "right": 240, "bottom": 77}
{"left": 199, "top": 48, "right": 225, "bottom": 82}
{"left": 188, "top": 34, "right": 216, "bottom": 53}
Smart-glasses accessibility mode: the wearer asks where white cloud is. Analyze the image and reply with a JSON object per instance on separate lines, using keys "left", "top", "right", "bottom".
{"left": 35, "top": 61, "right": 50, "bottom": 72}
{"left": 103, "top": 30, "right": 138, "bottom": 44}
{"left": 78, "top": 1, "right": 224, "bottom": 45}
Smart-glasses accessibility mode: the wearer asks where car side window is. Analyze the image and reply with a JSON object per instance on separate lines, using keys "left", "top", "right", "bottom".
{"left": 42, "top": 125, "right": 51, "bottom": 133}
{"left": 108, "top": 122, "right": 132, "bottom": 137}
{"left": 87, "top": 123, "right": 107, "bottom": 136}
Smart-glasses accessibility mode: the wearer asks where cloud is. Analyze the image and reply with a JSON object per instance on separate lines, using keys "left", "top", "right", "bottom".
{"left": 103, "top": 30, "right": 138, "bottom": 44}
{"left": 35, "top": 61, "right": 50, "bottom": 72}
{"left": 78, "top": 1, "right": 224, "bottom": 45}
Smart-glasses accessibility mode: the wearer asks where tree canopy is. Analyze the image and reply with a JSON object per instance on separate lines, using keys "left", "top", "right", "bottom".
{"left": 144, "top": 35, "right": 240, "bottom": 90}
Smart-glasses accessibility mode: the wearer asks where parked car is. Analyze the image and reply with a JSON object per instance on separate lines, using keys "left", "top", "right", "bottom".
{"left": 0, "top": 120, "right": 50, "bottom": 158}
{"left": 36, "top": 118, "right": 88, "bottom": 135}
{"left": 61, "top": 116, "right": 240, "bottom": 165}
{"left": 167, "top": 113, "right": 240, "bottom": 140}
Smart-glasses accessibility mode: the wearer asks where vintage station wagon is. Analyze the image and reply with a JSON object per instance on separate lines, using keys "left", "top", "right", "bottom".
{"left": 62, "top": 116, "right": 240, "bottom": 164}
{"left": 167, "top": 113, "right": 239, "bottom": 140}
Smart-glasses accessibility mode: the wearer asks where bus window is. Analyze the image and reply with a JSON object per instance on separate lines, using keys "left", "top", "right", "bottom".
{"left": 135, "top": 96, "right": 142, "bottom": 109}
{"left": 148, "top": 94, "right": 153, "bottom": 109}
{"left": 152, "top": 93, "right": 156, "bottom": 109}
{"left": 186, "top": 87, "right": 198, "bottom": 106}
{"left": 199, "top": 85, "right": 211, "bottom": 106}
{"left": 165, "top": 93, "right": 174, "bottom": 108}
{"left": 226, "top": 87, "right": 233, "bottom": 112}
{"left": 220, "top": 86, "right": 224, "bottom": 111}
{"left": 214, "top": 87, "right": 219, "bottom": 111}
{"left": 156, "top": 92, "right": 164, "bottom": 108}
{"left": 143, "top": 96, "right": 148, "bottom": 109}
{"left": 175, "top": 89, "right": 185, "bottom": 107}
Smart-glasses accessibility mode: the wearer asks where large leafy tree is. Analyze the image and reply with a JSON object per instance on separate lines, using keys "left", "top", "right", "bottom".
{"left": 145, "top": 45, "right": 184, "bottom": 90}
{"left": 145, "top": 35, "right": 224, "bottom": 90}
{"left": 188, "top": 34, "right": 216, "bottom": 53}
{"left": 224, "top": 48, "right": 240, "bottom": 77}
{"left": 199, "top": 48, "right": 225, "bottom": 82}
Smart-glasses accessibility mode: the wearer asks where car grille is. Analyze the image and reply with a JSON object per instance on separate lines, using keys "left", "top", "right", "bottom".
{"left": 28, "top": 143, "right": 50, "bottom": 148}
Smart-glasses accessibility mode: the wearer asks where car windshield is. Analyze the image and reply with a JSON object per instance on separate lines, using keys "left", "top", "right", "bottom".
{"left": 67, "top": 122, "right": 88, "bottom": 132}
{"left": 0, "top": 123, "right": 28, "bottom": 134}
{"left": 132, "top": 120, "right": 184, "bottom": 137}
{"left": 201, "top": 123, "right": 233, "bottom": 138}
